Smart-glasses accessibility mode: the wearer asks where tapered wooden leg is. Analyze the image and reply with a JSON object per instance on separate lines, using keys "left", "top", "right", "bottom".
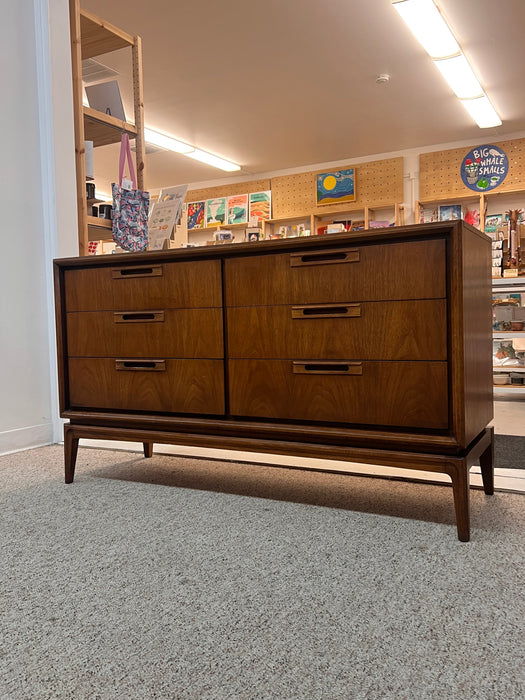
{"left": 449, "top": 462, "right": 470, "bottom": 542}
{"left": 479, "top": 427, "right": 494, "bottom": 495}
{"left": 64, "top": 425, "right": 79, "bottom": 484}
{"left": 143, "top": 442, "right": 153, "bottom": 458}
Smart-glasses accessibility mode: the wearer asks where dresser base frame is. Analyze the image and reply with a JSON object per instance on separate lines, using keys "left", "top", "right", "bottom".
{"left": 63, "top": 423, "right": 494, "bottom": 542}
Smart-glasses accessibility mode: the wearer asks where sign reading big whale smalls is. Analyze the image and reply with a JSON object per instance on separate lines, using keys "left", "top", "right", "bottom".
{"left": 461, "top": 145, "right": 508, "bottom": 192}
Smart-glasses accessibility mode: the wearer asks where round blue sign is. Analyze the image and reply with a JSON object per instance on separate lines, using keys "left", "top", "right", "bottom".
{"left": 461, "top": 144, "right": 508, "bottom": 192}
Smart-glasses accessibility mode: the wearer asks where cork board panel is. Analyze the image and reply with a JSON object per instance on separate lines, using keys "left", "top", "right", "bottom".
{"left": 271, "top": 158, "right": 404, "bottom": 219}
{"left": 419, "top": 138, "right": 525, "bottom": 201}
{"left": 186, "top": 179, "right": 271, "bottom": 203}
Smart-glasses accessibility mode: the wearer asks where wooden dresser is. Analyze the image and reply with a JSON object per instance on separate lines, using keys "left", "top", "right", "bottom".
{"left": 54, "top": 222, "right": 494, "bottom": 540}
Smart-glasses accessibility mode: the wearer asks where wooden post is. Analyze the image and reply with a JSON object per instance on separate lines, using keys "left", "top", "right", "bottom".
{"left": 132, "top": 36, "right": 146, "bottom": 191}
{"left": 69, "top": 0, "right": 88, "bottom": 256}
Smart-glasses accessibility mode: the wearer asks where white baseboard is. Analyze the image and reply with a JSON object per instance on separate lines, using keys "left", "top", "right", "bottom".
{"left": 0, "top": 422, "right": 55, "bottom": 456}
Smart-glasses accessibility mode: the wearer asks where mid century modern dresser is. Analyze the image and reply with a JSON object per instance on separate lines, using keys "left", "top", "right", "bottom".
{"left": 54, "top": 221, "right": 494, "bottom": 540}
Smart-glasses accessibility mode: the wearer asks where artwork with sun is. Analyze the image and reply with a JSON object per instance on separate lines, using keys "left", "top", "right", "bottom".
{"left": 316, "top": 168, "right": 356, "bottom": 206}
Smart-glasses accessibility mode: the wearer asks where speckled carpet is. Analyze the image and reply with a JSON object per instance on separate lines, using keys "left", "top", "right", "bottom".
{"left": 0, "top": 445, "right": 523, "bottom": 699}
{"left": 495, "top": 434, "right": 525, "bottom": 469}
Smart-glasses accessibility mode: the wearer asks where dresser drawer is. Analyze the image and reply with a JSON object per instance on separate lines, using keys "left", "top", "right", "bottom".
{"left": 225, "top": 238, "right": 446, "bottom": 306}
{"left": 65, "top": 259, "right": 222, "bottom": 311}
{"left": 228, "top": 299, "right": 447, "bottom": 361}
{"left": 67, "top": 308, "right": 223, "bottom": 358}
{"left": 229, "top": 359, "right": 448, "bottom": 429}
{"left": 68, "top": 358, "right": 225, "bottom": 414}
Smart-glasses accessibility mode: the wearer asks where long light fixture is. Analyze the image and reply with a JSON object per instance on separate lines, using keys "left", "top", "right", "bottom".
{"left": 144, "top": 127, "right": 240, "bottom": 171}
{"left": 185, "top": 148, "right": 241, "bottom": 172}
{"left": 144, "top": 127, "right": 194, "bottom": 154}
{"left": 392, "top": 0, "right": 501, "bottom": 128}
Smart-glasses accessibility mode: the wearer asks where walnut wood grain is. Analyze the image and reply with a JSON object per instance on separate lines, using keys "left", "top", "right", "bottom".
{"left": 227, "top": 299, "right": 447, "bottom": 360}
{"left": 54, "top": 222, "right": 494, "bottom": 541}
{"left": 68, "top": 358, "right": 225, "bottom": 414}
{"left": 64, "top": 259, "right": 222, "bottom": 311}
{"left": 67, "top": 308, "right": 223, "bottom": 358}
{"left": 229, "top": 359, "right": 448, "bottom": 429}
{"left": 225, "top": 238, "right": 446, "bottom": 306}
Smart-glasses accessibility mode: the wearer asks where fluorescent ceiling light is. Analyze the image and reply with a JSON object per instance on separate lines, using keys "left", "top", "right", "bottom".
{"left": 460, "top": 96, "right": 502, "bottom": 128}
{"left": 433, "top": 54, "right": 483, "bottom": 99}
{"left": 185, "top": 148, "right": 241, "bottom": 172}
{"left": 393, "top": 0, "right": 502, "bottom": 128}
{"left": 144, "top": 128, "right": 240, "bottom": 171}
{"left": 392, "top": 0, "right": 459, "bottom": 58}
{"left": 144, "top": 128, "right": 194, "bottom": 154}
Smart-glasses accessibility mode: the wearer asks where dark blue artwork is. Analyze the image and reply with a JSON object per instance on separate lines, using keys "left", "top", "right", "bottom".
{"left": 317, "top": 169, "right": 355, "bottom": 205}
{"left": 460, "top": 145, "right": 508, "bottom": 192}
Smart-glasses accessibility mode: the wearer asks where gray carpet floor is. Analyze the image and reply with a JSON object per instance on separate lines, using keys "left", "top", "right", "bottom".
{"left": 494, "top": 434, "right": 525, "bottom": 469}
{"left": 1, "top": 444, "right": 524, "bottom": 700}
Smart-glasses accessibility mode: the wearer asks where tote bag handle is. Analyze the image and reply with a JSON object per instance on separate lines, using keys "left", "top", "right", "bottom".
{"left": 118, "top": 133, "right": 137, "bottom": 188}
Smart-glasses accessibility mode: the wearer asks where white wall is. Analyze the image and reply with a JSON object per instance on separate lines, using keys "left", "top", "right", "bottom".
{"left": 0, "top": 0, "right": 77, "bottom": 455}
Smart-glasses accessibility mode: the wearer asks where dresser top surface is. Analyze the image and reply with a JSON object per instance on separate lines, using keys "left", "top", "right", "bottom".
{"left": 54, "top": 221, "right": 489, "bottom": 270}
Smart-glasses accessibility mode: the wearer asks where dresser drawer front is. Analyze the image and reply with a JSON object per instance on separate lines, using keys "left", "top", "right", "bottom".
{"left": 67, "top": 308, "right": 224, "bottom": 358}
{"left": 225, "top": 238, "right": 446, "bottom": 306}
{"left": 65, "top": 259, "right": 222, "bottom": 311}
{"left": 228, "top": 299, "right": 447, "bottom": 361}
{"left": 229, "top": 359, "right": 448, "bottom": 429}
{"left": 68, "top": 358, "right": 225, "bottom": 414}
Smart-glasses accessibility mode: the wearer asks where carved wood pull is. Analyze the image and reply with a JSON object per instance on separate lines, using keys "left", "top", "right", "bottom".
{"left": 289, "top": 248, "right": 360, "bottom": 267}
{"left": 291, "top": 303, "right": 361, "bottom": 319}
{"left": 115, "top": 360, "right": 166, "bottom": 371}
{"left": 111, "top": 266, "right": 163, "bottom": 279}
{"left": 292, "top": 361, "right": 363, "bottom": 375}
{"left": 113, "top": 311, "right": 165, "bottom": 323}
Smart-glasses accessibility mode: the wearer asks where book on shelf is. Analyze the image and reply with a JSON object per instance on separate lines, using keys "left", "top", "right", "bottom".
{"left": 438, "top": 204, "right": 462, "bottom": 221}
{"left": 419, "top": 206, "right": 438, "bottom": 223}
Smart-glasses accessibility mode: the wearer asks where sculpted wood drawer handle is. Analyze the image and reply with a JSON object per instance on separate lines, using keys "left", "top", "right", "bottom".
{"left": 115, "top": 360, "right": 166, "bottom": 371}
{"left": 113, "top": 311, "right": 165, "bottom": 323}
{"left": 291, "top": 303, "right": 361, "bottom": 319}
{"left": 292, "top": 361, "right": 363, "bottom": 375}
{"left": 289, "top": 248, "right": 360, "bottom": 267}
{"left": 111, "top": 266, "right": 163, "bottom": 279}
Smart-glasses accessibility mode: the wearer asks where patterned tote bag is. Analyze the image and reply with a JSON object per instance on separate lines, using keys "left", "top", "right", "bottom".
{"left": 112, "top": 133, "right": 150, "bottom": 252}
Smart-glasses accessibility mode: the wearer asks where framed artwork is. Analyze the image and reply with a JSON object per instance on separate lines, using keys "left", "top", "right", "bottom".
{"left": 249, "top": 191, "right": 272, "bottom": 222}
{"left": 316, "top": 168, "right": 355, "bottom": 206}
{"left": 187, "top": 201, "right": 205, "bottom": 230}
{"left": 438, "top": 204, "right": 462, "bottom": 221}
{"left": 206, "top": 197, "right": 226, "bottom": 227}
{"left": 227, "top": 194, "right": 248, "bottom": 225}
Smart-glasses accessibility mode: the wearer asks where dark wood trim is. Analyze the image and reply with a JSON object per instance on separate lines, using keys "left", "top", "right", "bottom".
{"left": 62, "top": 422, "right": 492, "bottom": 542}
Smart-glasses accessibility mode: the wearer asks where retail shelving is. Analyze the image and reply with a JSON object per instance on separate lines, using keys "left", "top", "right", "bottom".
{"left": 492, "top": 277, "right": 525, "bottom": 396}
{"left": 69, "top": 1, "right": 145, "bottom": 255}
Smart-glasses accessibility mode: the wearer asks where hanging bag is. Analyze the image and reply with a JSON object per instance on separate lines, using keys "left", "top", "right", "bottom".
{"left": 112, "top": 133, "right": 150, "bottom": 252}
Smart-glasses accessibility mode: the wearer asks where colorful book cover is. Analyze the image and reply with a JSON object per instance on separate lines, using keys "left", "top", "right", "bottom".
{"left": 206, "top": 197, "right": 226, "bottom": 227}
{"left": 249, "top": 191, "right": 272, "bottom": 222}
{"left": 419, "top": 206, "right": 438, "bottom": 223}
{"left": 485, "top": 214, "right": 502, "bottom": 233}
{"left": 187, "top": 201, "right": 205, "bottom": 230}
{"left": 438, "top": 204, "right": 462, "bottom": 221}
{"left": 227, "top": 194, "right": 248, "bottom": 225}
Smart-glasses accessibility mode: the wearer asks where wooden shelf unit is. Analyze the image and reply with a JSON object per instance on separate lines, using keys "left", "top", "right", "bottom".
{"left": 416, "top": 188, "right": 525, "bottom": 232}
{"left": 260, "top": 204, "right": 404, "bottom": 240}
{"left": 69, "top": 0, "right": 146, "bottom": 255}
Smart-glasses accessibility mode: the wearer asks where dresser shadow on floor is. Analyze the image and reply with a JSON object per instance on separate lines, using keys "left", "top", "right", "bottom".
{"left": 82, "top": 449, "right": 463, "bottom": 528}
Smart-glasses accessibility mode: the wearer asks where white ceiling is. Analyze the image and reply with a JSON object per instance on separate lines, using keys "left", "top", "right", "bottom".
{"left": 80, "top": 0, "right": 525, "bottom": 195}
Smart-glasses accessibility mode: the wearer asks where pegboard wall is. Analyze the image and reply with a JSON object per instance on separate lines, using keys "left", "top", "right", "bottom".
{"left": 186, "top": 178, "right": 271, "bottom": 204}
{"left": 419, "top": 138, "right": 525, "bottom": 201}
{"left": 271, "top": 157, "right": 404, "bottom": 219}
